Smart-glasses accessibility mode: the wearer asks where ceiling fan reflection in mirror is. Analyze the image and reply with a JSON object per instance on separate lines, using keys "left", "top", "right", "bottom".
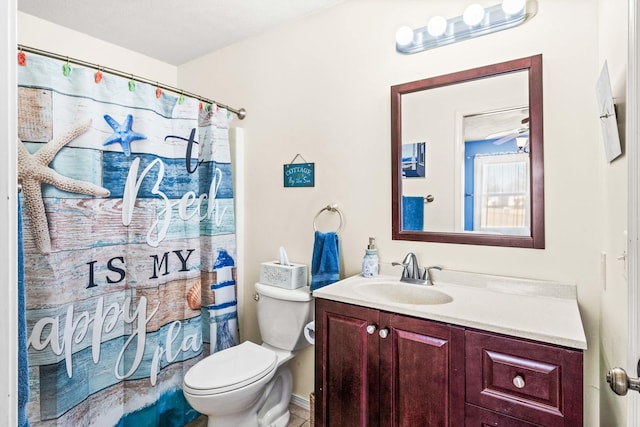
{"left": 490, "top": 116, "right": 530, "bottom": 146}
{"left": 464, "top": 106, "right": 529, "bottom": 143}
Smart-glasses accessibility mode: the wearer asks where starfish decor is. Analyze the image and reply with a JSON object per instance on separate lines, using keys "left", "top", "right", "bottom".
{"left": 18, "top": 119, "right": 111, "bottom": 254}
{"left": 103, "top": 114, "right": 147, "bottom": 156}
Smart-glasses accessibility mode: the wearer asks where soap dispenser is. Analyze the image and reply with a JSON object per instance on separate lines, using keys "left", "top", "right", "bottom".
{"left": 362, "top": 237, "right": 379, "bottom": 278}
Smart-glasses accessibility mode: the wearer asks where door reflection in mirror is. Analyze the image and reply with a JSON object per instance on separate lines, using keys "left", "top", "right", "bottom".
{"left": 463, "top": 107, "right": 530, "bottom": 236}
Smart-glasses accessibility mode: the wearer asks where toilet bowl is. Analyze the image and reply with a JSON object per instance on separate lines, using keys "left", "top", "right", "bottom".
{"left": 183, "top": 282, "right": 313, "bottom": 427}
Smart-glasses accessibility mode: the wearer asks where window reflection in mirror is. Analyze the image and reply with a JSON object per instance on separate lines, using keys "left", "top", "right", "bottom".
{"left": 463, "top": 107, "right": 530, "bottom": 236}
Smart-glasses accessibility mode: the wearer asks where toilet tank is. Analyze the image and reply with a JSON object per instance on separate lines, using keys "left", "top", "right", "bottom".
{"left": 255, "top": 282, "right": 314, "bottom": 351}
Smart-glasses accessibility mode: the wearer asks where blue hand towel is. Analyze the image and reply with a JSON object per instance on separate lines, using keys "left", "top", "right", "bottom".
{"left": 402, "top": 196, "right": 424, "bottom": 231}
{"left": 310, "top": 231, "right": 340, "bottom": 291}
{"left": 18, "top": 195, "right": 30, "bottom": 427}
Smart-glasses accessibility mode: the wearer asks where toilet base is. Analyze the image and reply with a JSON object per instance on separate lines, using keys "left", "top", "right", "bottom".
{"left": 205, "top": 410, "right": 290, "bottom": 427}
{"left": 267, "top": 410, "right": 290, "bottom": 427}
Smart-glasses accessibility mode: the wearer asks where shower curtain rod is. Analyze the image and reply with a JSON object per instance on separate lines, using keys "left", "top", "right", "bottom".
{"left": 17, "top": 44, "right": 247, "bottom": 120}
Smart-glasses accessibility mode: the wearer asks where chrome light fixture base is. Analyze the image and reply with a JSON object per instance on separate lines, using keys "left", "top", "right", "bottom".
{"left": 396, "top": 1, "right": 537, "bottom": 55}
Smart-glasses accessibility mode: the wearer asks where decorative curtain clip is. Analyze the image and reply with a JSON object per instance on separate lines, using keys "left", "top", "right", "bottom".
{"left": 156, "top": 82, "right": 162, "bottom": 98}
{"left": 17, "top": 48, "right": 26, "bottom": 66}
{"left": 128, "top": 74, "right": 135, "bottom": 92}
{"left": 62, "top": 57, "right": 71, "bottom": 76}
{"left": 95, "top": 66, "right": 103, "bottom": 84}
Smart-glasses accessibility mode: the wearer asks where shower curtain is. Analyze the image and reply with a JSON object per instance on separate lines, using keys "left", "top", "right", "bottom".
{"left": 17, "top": 53, "right": 239, "bottom": 426}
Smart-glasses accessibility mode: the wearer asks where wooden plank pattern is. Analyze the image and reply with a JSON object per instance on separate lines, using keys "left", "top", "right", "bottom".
{"left": 37, "top": 318, "right": 203, "bottom": 418}
{"left": 21, "top": 197, "right": 207, "bottom": 251}
{"left": 28, "top": 356, "right": 203, "bottom": 425}
{"left": 24, "top": 240, "right": 202, "bottom": 309}
{"left": 18, "top": 55, "right": 185, "bottom": 120}
{"left": 18, "top": 87, "right": 53, "bottom": 142}
{"left": 27, "top": 278, "right": 202, "bottom": 365}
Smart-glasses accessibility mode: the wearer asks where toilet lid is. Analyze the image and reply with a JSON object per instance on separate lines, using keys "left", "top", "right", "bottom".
{"left": 184, "top": 341, "right": 277, "bottom": 394}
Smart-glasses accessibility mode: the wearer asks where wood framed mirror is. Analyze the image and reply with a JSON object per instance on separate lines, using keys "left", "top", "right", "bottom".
{"left": 391, "top": 55, "right": 544, "bottom": 248}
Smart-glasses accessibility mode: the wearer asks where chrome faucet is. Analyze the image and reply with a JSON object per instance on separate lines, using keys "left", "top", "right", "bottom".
{"left": 393, "top": 252, "right": 427, "bottom": 284}
{"left": 393, "top": 253, "right": 442, "bottom": 285}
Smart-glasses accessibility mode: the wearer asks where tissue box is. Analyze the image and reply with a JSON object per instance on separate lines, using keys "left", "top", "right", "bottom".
{"left": 259, "top": 261, "right": 308, "bottom": 289}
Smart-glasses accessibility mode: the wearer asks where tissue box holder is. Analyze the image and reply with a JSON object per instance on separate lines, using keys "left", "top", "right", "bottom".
{"left": 259, "top": 261, "right": 308, "bottom": 289}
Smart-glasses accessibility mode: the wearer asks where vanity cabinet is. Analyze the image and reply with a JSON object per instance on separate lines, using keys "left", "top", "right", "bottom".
{"left": 314, "top": 299, "right": 583, "bottom": 426}
{"left": 314, "top": 298, "right": 465, "bottom": 426}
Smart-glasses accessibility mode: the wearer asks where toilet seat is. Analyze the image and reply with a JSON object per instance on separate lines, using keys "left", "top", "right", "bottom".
{"left": 183, "top": 341, "right": 277, "bottom": 396}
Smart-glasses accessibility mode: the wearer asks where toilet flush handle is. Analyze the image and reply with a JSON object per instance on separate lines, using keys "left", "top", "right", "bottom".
{"left": 254, "top": 293, "right": 260, "bottom": 301}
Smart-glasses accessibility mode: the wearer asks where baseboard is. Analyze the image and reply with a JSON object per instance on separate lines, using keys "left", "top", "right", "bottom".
{"left": 290, "top": 393, "right": 310, "bottom": 411}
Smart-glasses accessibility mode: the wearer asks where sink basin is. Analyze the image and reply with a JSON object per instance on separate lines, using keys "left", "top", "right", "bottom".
{"left": 354, "top": 282, "right": 453, "bottom": 305}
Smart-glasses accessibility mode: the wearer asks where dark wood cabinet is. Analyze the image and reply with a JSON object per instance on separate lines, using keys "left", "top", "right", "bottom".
{"left": 314, "top": 299, "right": 379, "bottom": 426}
{"left": 465, "top": 330, "right": 583, "bottom": 426}
{"left": 465, "top": 404, "right": 541, "bottom": 426}
{"left": 314, "top": 298, "right": 583, "bottom": 427}
{"left": 314, "top": 298, "right": 464, "bottom": 427}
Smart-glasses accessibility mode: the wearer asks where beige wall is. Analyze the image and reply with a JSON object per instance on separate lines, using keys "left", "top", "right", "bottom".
{"left": 17, "top": 0, "right": 630, "bottom": 424}
{"left": 597, "top": 0, "right": 629, "bottom": 424}
{"left": 179, "top": 0, "right": 611, "bottom": 422}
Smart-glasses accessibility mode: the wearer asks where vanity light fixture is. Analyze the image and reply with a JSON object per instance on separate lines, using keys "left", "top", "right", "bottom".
{"left": 395, "top": 0, "right": 537, "bottom": 54}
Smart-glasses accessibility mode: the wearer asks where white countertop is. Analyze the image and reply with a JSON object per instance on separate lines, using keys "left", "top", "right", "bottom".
{"left": 312, "top": 270, "right": 587, "bottom": 350}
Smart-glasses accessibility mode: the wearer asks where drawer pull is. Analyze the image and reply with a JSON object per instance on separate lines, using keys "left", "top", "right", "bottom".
{"left": 379, "top": 328, "right": 389, "bottom": 339}
{"left": 366, "top": 325, "right": 377, "bottom": 335}
{"left": 513, "top": 375, "right": 526, "bottom": 389}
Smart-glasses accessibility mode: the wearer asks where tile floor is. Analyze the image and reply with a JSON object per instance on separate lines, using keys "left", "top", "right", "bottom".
{"left": 185, "top": 402, "right": 311, "bottom": 427}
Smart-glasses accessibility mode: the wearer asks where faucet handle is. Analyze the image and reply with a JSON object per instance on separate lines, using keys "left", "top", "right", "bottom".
{"left": 392, "top": 261, "right": 410, "bottom": 278}
{"left": 426, "top": 265, "right": 443, "bottom": 285}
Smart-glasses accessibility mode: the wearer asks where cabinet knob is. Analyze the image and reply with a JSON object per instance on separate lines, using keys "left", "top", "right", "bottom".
{"left": 513, "top": 375, "right": 526, "bottom": 389}
{"left": 379, "top": 328, "right": 389, "bottom": 339}
{"left": 366, "top": 325, "right": 377, "bottom": 335}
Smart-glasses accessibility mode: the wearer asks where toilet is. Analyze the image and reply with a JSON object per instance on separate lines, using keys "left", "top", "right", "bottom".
{"left": 183, "top": 282, "right": 314, "bottom": 427}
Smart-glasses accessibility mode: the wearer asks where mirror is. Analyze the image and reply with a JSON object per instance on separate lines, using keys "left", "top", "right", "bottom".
{"left": 391, "top": 55, "right": 544, "bottom": 248}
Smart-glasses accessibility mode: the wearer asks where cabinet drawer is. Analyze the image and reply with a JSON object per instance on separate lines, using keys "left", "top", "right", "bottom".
{"left": 465, "top": 331, "right": 582, "bottom": 426}
{"left": 465, "top": 404, "right": 540, "bottom": 426}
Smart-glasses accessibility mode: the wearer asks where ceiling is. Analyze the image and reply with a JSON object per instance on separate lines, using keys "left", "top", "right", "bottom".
{"left": 17, "top": 0, "right": 346, "bottom": 65}
{"left": 464, "top": 107, "right": 529, "bottom": 142}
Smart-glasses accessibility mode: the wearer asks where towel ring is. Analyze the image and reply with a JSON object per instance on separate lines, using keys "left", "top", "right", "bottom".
{"left": 313, "top": 204, "right": 344, "bottom": 234}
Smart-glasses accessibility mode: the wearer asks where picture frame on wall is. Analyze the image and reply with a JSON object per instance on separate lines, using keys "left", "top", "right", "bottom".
{"left": 402, "top": 142, "right": 426, "bottom": 178}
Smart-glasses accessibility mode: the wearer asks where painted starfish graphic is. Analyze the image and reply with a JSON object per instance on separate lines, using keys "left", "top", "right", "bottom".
{"left": 18, "top": 119, "right": 110, "bottom": 254}
{"left": 103, "top": 114, "right": 147, "bottom": 156}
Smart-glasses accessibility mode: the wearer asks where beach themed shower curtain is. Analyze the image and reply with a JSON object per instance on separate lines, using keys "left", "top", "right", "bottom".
{"left": 17, "top": 53, "right": 239, "bottom": 426}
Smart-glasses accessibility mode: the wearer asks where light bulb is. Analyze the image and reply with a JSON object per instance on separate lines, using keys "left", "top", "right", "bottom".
{"left": 502, "top": 0, "right": 526, "bottom": 16}
{"left": 463, "top": 4, "right": 485, "bottom": 27}
{"left": 396, "top": 26, "right": 414, "bottom": 46}
{"left": 427, "top": 16, "right": 447, "bottom": 37}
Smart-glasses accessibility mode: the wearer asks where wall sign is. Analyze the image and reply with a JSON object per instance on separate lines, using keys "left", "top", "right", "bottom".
{"left": 284, "top": 154, "right": 315, "bottom": 187}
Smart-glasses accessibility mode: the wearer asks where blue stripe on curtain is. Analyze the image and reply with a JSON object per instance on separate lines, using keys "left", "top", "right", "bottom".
{"left": 18, "top": 194, "right": 29, "bottom": 427}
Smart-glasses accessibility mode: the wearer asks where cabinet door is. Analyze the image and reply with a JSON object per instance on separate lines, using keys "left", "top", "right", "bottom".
{"left": 379, "top": 312, "right": 465, "bottom": 427}
{"left": 315, "top": 299, "right": 380, "bottom": 427}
